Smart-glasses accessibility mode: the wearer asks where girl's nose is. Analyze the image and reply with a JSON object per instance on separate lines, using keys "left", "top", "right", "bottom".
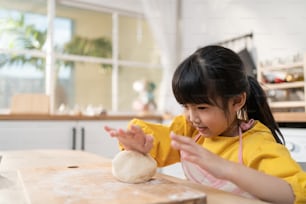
{"left": 188, "top": 110, "right": 200, "bottom": 125}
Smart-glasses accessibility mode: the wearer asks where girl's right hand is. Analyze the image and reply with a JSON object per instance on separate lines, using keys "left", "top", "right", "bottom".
{"left": 104, "top": 125, "right": 153, "bottom": 154}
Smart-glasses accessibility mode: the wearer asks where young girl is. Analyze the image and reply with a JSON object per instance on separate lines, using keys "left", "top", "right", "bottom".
{"left": 104, "top": 45, "right": 306, "bottom": 204}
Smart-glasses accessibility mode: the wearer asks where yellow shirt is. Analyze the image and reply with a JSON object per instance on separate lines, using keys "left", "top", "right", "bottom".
{"left": 129, "top": 115, "right": 306, "bottom": 204}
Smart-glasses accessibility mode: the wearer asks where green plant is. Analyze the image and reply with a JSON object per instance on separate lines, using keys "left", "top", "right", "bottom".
{"left": 0, "top": 14, "right": 47, "bottom": 70}
{"left": 0, "top": 14, "right": 112, "bottom": 70}
{"left": 63, "top": 35, "right": 112, "bottom": 69}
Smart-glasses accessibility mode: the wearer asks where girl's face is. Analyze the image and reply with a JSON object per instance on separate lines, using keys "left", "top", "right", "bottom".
{"left": 184, "top": 99, "right": 238, "bottom": 137}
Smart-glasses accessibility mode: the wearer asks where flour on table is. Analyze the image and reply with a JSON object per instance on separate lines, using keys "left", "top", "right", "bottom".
{"left": 112, "top": 150, "right": 157, "bottom": 183}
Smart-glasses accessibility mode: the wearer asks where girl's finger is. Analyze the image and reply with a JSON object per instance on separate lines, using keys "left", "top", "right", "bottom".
{"left": 170, "top": 132, "right": 194, "bottom": 145}
{"left": 107, "top": 130, "right": 118, "bottom": 137}
{"left": 171, "top": 140, "right": 181, "bottom": 150}
{"left": 122, "top": 129, "right": 140, "bottom": 139}
{"left": 143, "top": 135, "right": 153, "bottom": 152}
{"left": 130, "top": 125, "right": 143, "bottom": 134}
{"left": 170, "top": 133, "right": 201, "bottom": 154}
{"left": 104, "top": 125, "right": 114, "bottom": 132}
{"left": 171, "top": 138, "right": 195, "bottom": 153}
{"left": 117, "top": 128, "right": 128, "bottom": 136}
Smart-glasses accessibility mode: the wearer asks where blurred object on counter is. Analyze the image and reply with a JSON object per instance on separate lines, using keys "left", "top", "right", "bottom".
{"left": 262, "top": 69, "right": 304, "bottom": 84}
{"left": 57, "top": 103, "right": 69, "bottom": 115}
{"left": 82, "top": 104, "right": 107, "bottom": 116}
{"left": 132, "top": 79, "right": 157, "bottom": 115}
{"left": 267, "top": 88, "right": 304, "bottom": 102}
{"left": 262, "top": 71, "right": 286, "bottom": 83}
{"left": 10, "top": 94, "right": 49, "bottom": 115}
{"left": 267, "top": 88, "right": 305, "bottom": 114}
{"left": 56, "top": 103, "right": 106, "bottom": 116}
{"left": 71, "top": 104, "right": 82, "bottom": 116}
{"left": 285, "top": 71, "right": 304, "bottom": 82}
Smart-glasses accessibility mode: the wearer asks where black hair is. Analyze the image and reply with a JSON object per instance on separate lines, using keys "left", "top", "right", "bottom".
{"left": 172, "top": 45, "right": 284, "bottom": 144}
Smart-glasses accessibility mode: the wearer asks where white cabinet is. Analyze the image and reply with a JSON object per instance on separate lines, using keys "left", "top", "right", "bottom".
{"left": 0, "top": 121, "right": 76, "bottom": 150}
{"left": 257, "top": 54, "right": 306, "bottom": 112}
{"left": 0, "top": 120, "right": 120, "bottom": 158}
{"left": 79, "top": 119, "right": 163, "bottom": 158}
{"left": 0, "top": 117, "right": 163, "bottom": 158}
{"left": 77, "top": 121, "right": 127, "bottom": 159}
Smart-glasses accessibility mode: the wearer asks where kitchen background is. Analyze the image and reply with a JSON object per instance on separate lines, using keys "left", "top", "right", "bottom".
{"left": 1, "top": 0, "right": 306, "bottom": 115}
{"left": 0, "top": 0, "right": 305, "bottom": 175}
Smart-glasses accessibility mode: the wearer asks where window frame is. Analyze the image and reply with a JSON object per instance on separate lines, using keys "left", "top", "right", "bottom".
{"left": 0, "top": 0, "right": 162, "bottom": 113}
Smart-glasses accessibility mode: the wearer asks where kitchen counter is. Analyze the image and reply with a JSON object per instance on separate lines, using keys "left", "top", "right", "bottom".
{"left": 0, "top": 113, "right": 163, "bottom": 121}
{"left": 0, "top": 112, "right": 305, "bottom": 123}
{"left": 0, "top": 149, "right": 269, "bottom": 204}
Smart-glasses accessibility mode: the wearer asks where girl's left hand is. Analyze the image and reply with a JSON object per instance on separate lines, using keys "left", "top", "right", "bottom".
{"left": 104, "top": 125, "right": 153, "bottom": 154}
{"left": 170, "top": 132, "right": 231, "bottom": 180}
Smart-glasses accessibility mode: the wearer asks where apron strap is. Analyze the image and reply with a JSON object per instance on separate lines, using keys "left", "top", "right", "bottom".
{"left": 238, "top": 119, "right": 255, "bottom": 164}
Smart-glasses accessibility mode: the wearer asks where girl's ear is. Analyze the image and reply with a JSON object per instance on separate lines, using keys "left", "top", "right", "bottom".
{"left": 232, "top": 92, "right": 247, "bottom": 111}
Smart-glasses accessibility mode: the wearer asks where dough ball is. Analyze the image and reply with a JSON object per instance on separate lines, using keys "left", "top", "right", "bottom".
{"left": 112, "top": 150, "right": 157, "bottom": 184}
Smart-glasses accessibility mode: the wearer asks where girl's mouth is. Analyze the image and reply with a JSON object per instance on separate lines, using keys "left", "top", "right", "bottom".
{"left": 196, "top": 126, "right": 208, "bottom": 132}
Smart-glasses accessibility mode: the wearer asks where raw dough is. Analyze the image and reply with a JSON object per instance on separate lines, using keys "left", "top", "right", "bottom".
{"left": 112, "top": 150, "right": 157, "bottom": 184}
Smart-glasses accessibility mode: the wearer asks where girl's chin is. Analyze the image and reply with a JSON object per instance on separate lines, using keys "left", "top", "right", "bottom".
{"left": 201, "top": 134, "right": 214, "bottom": 138}
{"left": 197, "top": 129, "right": 212, "bottom": 137}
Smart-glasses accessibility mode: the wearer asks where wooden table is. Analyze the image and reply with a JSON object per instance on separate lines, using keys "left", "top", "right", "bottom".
{"left": 0, "top": 150, "right": 269, "bottom": 204}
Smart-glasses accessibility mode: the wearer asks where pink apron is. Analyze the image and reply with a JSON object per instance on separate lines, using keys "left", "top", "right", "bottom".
{"left": 181, "top": 119, "right": 255, "bottom": 198}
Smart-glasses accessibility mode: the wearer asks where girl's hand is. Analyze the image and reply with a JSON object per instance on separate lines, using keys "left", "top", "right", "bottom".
{"left": 170, "top": 132, "right": 296, "bottom": 203}
{"left": 104, "top": 125, "right": 153, "bottom": 154}
{"left": 170, "top": 132, "right": 230, "bottom": 179}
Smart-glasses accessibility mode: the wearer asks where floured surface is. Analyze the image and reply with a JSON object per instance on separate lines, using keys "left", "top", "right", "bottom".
{"left": 20, "top": 163, "right": 206, "bottom": 204}
{"left": 0, "top": 171, "right": 31, "bottom": 204}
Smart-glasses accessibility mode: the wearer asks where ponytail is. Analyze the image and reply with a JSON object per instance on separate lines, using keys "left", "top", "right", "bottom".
{"left": 246, "top": 76, "right": 285, "bottom": 144}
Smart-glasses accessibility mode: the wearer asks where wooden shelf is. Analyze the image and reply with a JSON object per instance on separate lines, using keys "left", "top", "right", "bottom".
{"left": 258, "top": 53, "right": 306, "bottom": 112}
{"left": 262, "top": 81, "right": 305, "bottom": 90}
{"left": 273, "top": 112, "right": 306, "bottom": 123}
{"left": 260, "top": 62, "right": 303, "bottom": 71}
{"left": 269, "top": 101, "right": 306, "bottom": 108}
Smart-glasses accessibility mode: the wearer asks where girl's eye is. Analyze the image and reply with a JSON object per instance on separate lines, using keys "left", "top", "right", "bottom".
{"left": 182, "top": 105, "right": 189, "bottom": 110}
{"left": 197, "top": 106, "right": 206, "bottom": 110}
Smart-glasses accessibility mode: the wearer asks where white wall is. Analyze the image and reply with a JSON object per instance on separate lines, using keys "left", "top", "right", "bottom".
{"left": 64, "top": 0, "right": 306, "bottom": 115}
{"left": 181, "top": 0, "right": 306, "bottom": 62}
{"left": 60, "top": 0, "right": 143, "bottom": 15}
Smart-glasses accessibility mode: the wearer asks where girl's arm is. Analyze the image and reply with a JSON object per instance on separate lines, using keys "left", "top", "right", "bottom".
{"left": 170, "top": 132, "right": 295, "bottom": 204}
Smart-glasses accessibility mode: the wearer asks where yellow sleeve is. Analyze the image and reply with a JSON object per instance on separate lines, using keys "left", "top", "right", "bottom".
{"left": 245, "top": 137, "right": 306, "bottom": 204}
{"left": 285, "top": 171, "right": 306, "bottom": 204}
{"left": 128, "top": 115, "right": 194, "bottom": 167}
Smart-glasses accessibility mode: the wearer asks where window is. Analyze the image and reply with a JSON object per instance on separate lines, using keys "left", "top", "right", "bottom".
{"left": 0, "top": 0, "right": 48, "bottom": 111}
{"left": 0, "top": 0, "right": 162, "bottom": 114}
